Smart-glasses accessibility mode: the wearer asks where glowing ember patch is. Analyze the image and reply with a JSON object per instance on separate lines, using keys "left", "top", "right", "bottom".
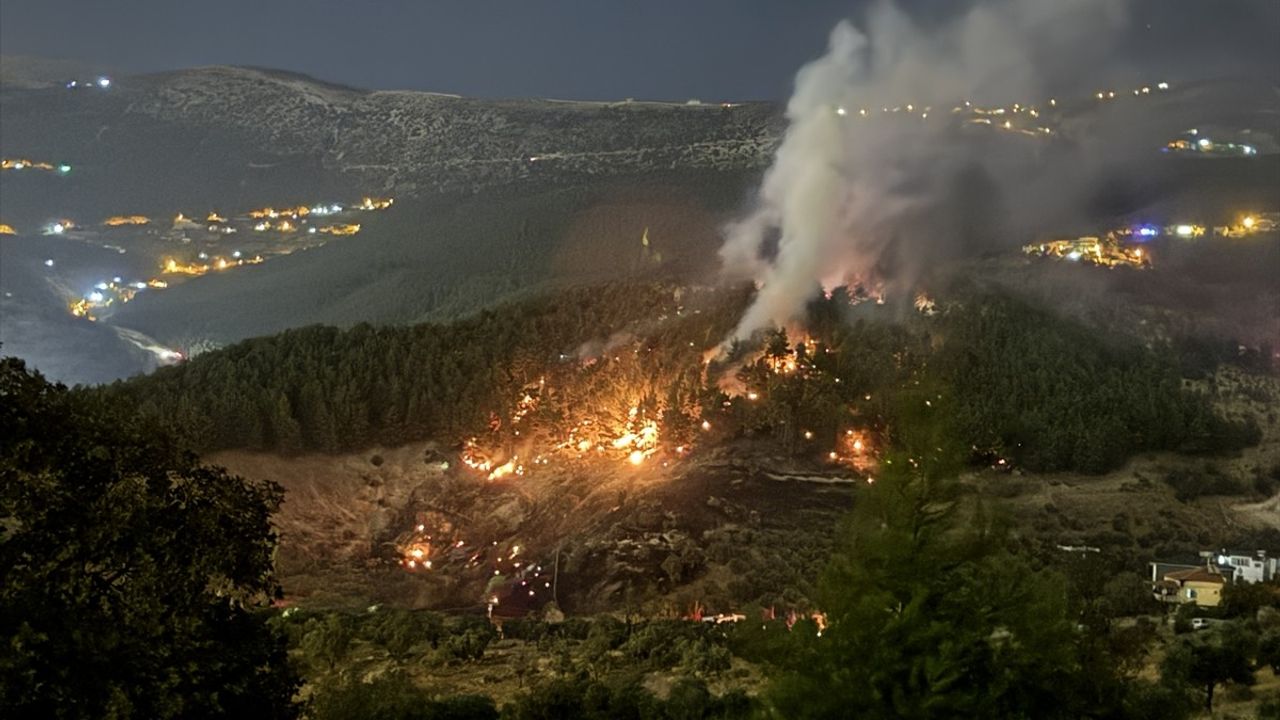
{"left": 487, "top": 459, "right": 521, "bottom": 480}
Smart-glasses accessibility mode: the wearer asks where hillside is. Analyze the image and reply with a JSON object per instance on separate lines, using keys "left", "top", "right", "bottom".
{"left": 0, "top": 61, "right": 783, "bottom": 383}
{"left": 0, "top": 62, "right": 781, "bottom": 226}
{"left": 3, "top": 64, "right": 1277, "bottom": 389}
{"left": 94, "top": 280, "right": 1277, "bottom": 613}
{"left": 106, "top": 170, "right": 757, "bottom": 348}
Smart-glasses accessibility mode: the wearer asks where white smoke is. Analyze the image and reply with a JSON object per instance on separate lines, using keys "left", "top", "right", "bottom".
{"left": 721, "top": 0, "right": 1132, "bottom": 340}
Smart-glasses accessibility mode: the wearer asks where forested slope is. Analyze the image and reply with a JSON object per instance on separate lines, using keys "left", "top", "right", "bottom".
{"left": 95, "top": 285, "right": 1258, "bottom": 475}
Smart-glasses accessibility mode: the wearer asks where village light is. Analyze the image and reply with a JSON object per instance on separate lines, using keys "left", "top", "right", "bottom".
{"left": 1242, "top": 216, "right": 1256, "bottom": 229}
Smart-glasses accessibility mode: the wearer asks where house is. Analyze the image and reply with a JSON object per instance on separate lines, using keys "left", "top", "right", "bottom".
{"left": 1213, "top": 550, "right": 1277, "bottom": 585}
{"left": 1151, "top": 561, "right": 1226, "bottom": 607}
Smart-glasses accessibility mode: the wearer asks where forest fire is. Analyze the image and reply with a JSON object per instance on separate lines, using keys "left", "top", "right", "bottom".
{"left": 456, "top": 373, "right": 681, "bottom": 482}
{"left": 460, "top": 438, "right": 494, "bottom": 474}
{"left": 609, "top": 408, "right": 660, "bottom": 460}
{"left": 830, "top": 429, "right": 876, "bottom": 472}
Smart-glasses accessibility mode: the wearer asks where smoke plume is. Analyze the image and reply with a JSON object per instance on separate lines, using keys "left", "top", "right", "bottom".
{"left": 721, "top": 0, "right": 1134, "bottom": 340}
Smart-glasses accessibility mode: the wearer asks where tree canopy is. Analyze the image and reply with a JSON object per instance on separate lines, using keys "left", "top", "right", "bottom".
{"left": 0, "top": 358, "right": 298, "bottom": 718}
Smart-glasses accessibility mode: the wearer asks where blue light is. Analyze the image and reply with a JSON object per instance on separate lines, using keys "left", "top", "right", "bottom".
{"left": 1136, "top": 226, "right": 1158, "bottom": 238}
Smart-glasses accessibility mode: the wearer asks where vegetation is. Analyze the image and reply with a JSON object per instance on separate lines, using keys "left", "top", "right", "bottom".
{"left": 1160, "top": 622, "right": 1259, "bottom": 713}
{"left": 310, "top": 675, "right": 497, "bottom": 720}
{"left": 727, "top": 412, "right": 1147, "bottom": 718}
{"left": 96, "top": 285, "right": 1254, "bottom": 480}
{"left": 0, "top": 358, "right": 298, "bottom": 718}
{"left": 9, "top": 280, "right": 1271, "bottom": 716}
{"left": 930, "top": 294, "right": 1259, "bottom": 473}
{"left": 98, "top": 283, "right": 747, "bottom": 453}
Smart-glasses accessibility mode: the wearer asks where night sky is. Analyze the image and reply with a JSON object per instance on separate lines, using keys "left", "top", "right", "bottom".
{"left": 2, "top": 0, "right": 1277, "bottom": 101}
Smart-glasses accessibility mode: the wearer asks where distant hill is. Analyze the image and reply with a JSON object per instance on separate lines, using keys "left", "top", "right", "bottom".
{"left": 0, "top": 60, "right": 780, "bottom": 381}
{"left": 0, "top": 54, "right": 118, "bottom": 90}
{"left": 0, "top": 61, "right": 781, "bottom": 226}
{"left": 4, "top": 60, "right": 1279, "bottom": 384}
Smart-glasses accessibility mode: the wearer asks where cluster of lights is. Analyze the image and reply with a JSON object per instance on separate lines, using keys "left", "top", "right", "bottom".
{"left": 1165, "top": 128, "right": 1258, "bottom": 157}
{"left": 70, "top": 276, "right": 153, "bottom": 320}
{"left": 2, "top": 159, "right": 72, "bottom": 174}
{"left": 65, "top": 76, "right": 112, "bottom": 90}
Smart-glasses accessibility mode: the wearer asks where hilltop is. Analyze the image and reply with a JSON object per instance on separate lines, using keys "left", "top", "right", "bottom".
{"left": 0, "top": 61, "right": 781, "bottom": 226}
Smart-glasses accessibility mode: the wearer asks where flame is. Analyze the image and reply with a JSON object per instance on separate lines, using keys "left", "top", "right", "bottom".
{"left": 487, "top": 459, "right": 524, "bottom": 481}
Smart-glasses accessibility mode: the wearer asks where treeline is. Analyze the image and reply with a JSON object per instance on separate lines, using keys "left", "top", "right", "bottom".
{"left": 718, "top": 289, "right": 1256, "bottom": 474}
{"left": 930, "top": 294, "right": 1260, "bottom": 473}
{"left": 96, "top": 283, "right": 747, "bottom": 454}
{"left": 95, "top": 283, "right": 1258, "bottom": 476}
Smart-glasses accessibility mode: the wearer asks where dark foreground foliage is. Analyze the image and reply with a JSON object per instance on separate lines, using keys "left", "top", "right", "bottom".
{"left": 0, "top": 358, "right": 299, "bottom": 718}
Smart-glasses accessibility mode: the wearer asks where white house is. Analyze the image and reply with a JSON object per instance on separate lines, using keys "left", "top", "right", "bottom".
{"left": 1213, "top": 550, "right": 1276, "bottom": 585}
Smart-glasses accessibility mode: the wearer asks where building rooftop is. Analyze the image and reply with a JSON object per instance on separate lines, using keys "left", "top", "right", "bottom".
{"left": 1164, "top": 567, "right": 1226, "bottom": 585}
